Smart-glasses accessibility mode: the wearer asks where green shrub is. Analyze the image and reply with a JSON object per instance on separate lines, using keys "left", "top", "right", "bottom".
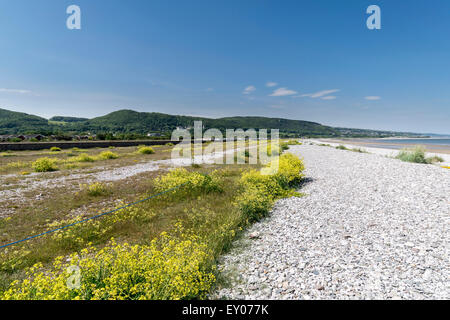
{"left": 336, "top": 145, "right": 349, "bottom": 150}
{"left": 280, "top": 142, "right": 290, "bottom": 151}
{"left": 138, "top": 146, "right": 155, "bottom": 154}
{"left": 426, "top": 155, "right": 444, "bottom": 163}
{"left": 238, "top": 153, "right": 305, "bottom": 221}
{"left": 75, "top": 153, "right": 95, "bottom": 162}
{"left": 32, "top": 158, "right": 58, "bottom": 172}
{"left": 396, "top": 146, "right": 427, "bottom": 164}
{"left": 166, "top": 143, "right": 174, "bottom": 146}
{"left": 98, "top": 151, "right": 118, "bottom": 160}
{"left": 287, "top": 140, "right": 302, "bottom": 145}
{"left": 154, "top": 168, "right": 222, "bottom": 195}
{"left": 50, "top": 147, "right": 62, "bottom": 152}
{"left": 81, "top": 182, "right": 109, "bottom": 196}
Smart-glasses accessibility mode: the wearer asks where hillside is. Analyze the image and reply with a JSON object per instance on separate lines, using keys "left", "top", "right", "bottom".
{"left": 0, "top": 108, "right": 54, "bottom": 135}
{"left": 76, "top": 110, "right": 337, "bottom": 137}
{"left": 0, "top": 107, "right": 425, "bottom": 138}
{"left": 49, "top": 116, "right": 88, "bottom": 123}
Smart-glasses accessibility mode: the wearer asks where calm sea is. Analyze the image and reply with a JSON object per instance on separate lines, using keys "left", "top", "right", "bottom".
{"left": 364, "top": 138, "right": 450, "bottom": 150}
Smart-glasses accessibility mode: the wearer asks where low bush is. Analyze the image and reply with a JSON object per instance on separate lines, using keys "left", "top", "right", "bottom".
{"left": 50, "top": 147, "right": 62, "bottom": 152}
{"left": 98, "top": 151, "right": 118, "bottom": 160}
{"left": 166, "top": 143, "right": 174, "bottom": 146}
{"left": 32, "top": 158, "right": 58, "bottom": 172}
{"left": 138, "top": 146, "right": 155, "bottom": 155}
{"left": 396, "top": 146, "right": 427, "bottom": 164}
{"left": 80, "top": 182, "right": 109, "bottom": 197}
{"left": 237, "top": 153, "right": 305, "bottom": 221}
{"left": 280, "top": 142, "right": 290, "bottom": 151}
{"left": 336, "top": 145, "right": 349, "bottom": 150}
{"left": 154, "top": 168, "right": 222, "bottom": 195}
{"left": 426, "top": 155, "right": 444, "bottom": 163}
{"left": 287, "top": 140, "right": 302, "bottom": 145}
{"left": 74, "top": 153, "right": 95, "bottom": 163}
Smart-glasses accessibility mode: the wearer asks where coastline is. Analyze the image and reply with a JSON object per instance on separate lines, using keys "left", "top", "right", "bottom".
{"left": 309, "top": 138, "right": 450, "bottom": 166}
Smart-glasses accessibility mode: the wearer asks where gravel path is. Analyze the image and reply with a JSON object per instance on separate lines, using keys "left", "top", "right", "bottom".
{"left": 213, "top": 145, "right": 450, "bottom": 300}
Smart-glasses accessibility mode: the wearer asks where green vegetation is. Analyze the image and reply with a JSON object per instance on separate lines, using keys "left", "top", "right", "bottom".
{"left": 50, "top": 147, "right": 62, "bottom": 152}
{"left": 80, "top": 182, "right": 110, "bottom": 197}
{"left": 74, "top": 153, "right": 95, "bottom": 162}
{"left": 0, "top": 108, "right": 51, "bottom": 135}
{"left": 31, "top": 158, "right": 58, "bottom": 172}
{"left": 98, "top": 151, "right": 119, "bottom": 160}
{"left": 1, "top": 107, "right": 429, "bottom": 138}
{"left": 138, "top": 146, "right": 155, "bottom": 154}
{"left": 0, "top": 147, "right": 305, "bottom": 300}
{"left": 396, "top": 146, "right": 444, "bottom": 164}
{"left": 49, "top": 116, "right": 88, "bottom": 123}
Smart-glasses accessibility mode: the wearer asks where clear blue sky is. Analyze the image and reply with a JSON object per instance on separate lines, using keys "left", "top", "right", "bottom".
{"left": 0, "top": 0, "right": 449, "bottom": 134}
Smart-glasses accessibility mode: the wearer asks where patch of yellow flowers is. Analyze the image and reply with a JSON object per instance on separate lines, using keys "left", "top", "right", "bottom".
{"left": 154, "top": 168, "right": 222, "bottom": 195}
{"left": 0, "top": 152, "right": 305, "bottom": 300}
{"left": 237, "top": 153, "right": 305, "bottom": 221}
{"left": 1, "top": 235, "right": 215, "bottom": 300}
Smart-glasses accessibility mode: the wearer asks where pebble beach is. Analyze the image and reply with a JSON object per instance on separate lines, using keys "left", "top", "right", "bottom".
{"left": 213, "top": 144, "right": 450, "bottom": 300}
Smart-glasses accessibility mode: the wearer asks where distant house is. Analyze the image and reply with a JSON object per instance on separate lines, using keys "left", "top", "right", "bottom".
{"left": 24, "top": 134, "right": 45, "bottom": 141}
{"left": 147, "top": 133, "right": 161, "bottom": 137}
{"left": 0, "top": 135, "right": 12, "bottom": 142}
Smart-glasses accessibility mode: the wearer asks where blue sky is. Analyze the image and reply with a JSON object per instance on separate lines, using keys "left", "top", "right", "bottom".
{"left": 0, "top": 0, "right": 449, "bottom": 134}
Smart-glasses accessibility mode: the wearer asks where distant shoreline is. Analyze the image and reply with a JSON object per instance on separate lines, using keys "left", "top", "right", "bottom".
{"left": 317, "top": 138, "right": 450, "bottom": 155}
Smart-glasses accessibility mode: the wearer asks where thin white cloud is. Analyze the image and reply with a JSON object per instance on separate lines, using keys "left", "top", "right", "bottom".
{"left": 243, "top": 85, "right": 256, "bottom": 94}
{"left": 321, "top": 96, "right": 337, "bottom": 100}
{"left": 301, "top": 89, "right": 340, "bottom": 98}
{"left": 365, "top": 96, "right": 381, "bottom": 100}
{"left": 0, "top": 88, "right": 32, "bottom": 94}
{"left": 266, "top": 82, "right": 278, "bottom": 87}
{"left": 269, "top": 87, "right": 298, "bottom": 97}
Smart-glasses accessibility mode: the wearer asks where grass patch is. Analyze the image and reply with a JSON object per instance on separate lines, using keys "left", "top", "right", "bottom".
{"left": 80, "top": 182, "right": 110, "bottom": 197}
{"left": 138, "top": 146, "right": 155, "bottom": 155}
{"left": 396, "top": 146, "right": 443, "bottom": 164}
{"left": 98, "top": 151, "right": 119, "bottom": 160}
{"left": 336, "top": 145, "right": 349, "bottom": 150}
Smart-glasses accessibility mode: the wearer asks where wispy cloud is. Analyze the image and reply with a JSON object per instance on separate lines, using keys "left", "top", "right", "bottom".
{"left": 243, "top": 85, "right": 256, "bottom": 95}
{"left": 300, "top": 89, "right": 340, "bottom": 98}
{"left": 321, "top": 96, "right": 337, "bottom": 100}
{"left": 269, "top": 87, "right": 298, "bottom": 97}
{"left": 365, "top": 96, "right": 381, "bottom": 100}
{"left": 0, "top": 88, "right": 32, "bottom": 94}
{"left": 266, "top": 82, "right": 278, "bottom": 87}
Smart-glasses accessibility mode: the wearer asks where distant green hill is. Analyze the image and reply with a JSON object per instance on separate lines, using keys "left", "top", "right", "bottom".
{"left": 0, "top": 108, "right": 54, "bottom": 134}
{"left": 76, "top": 110, "right": 338, "bottom": 137}
{"left": 49, "top": 116, "right": 88, "bottom": 123}
{"left": 0, "top": 107, "right": 425, "bottom": 138}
